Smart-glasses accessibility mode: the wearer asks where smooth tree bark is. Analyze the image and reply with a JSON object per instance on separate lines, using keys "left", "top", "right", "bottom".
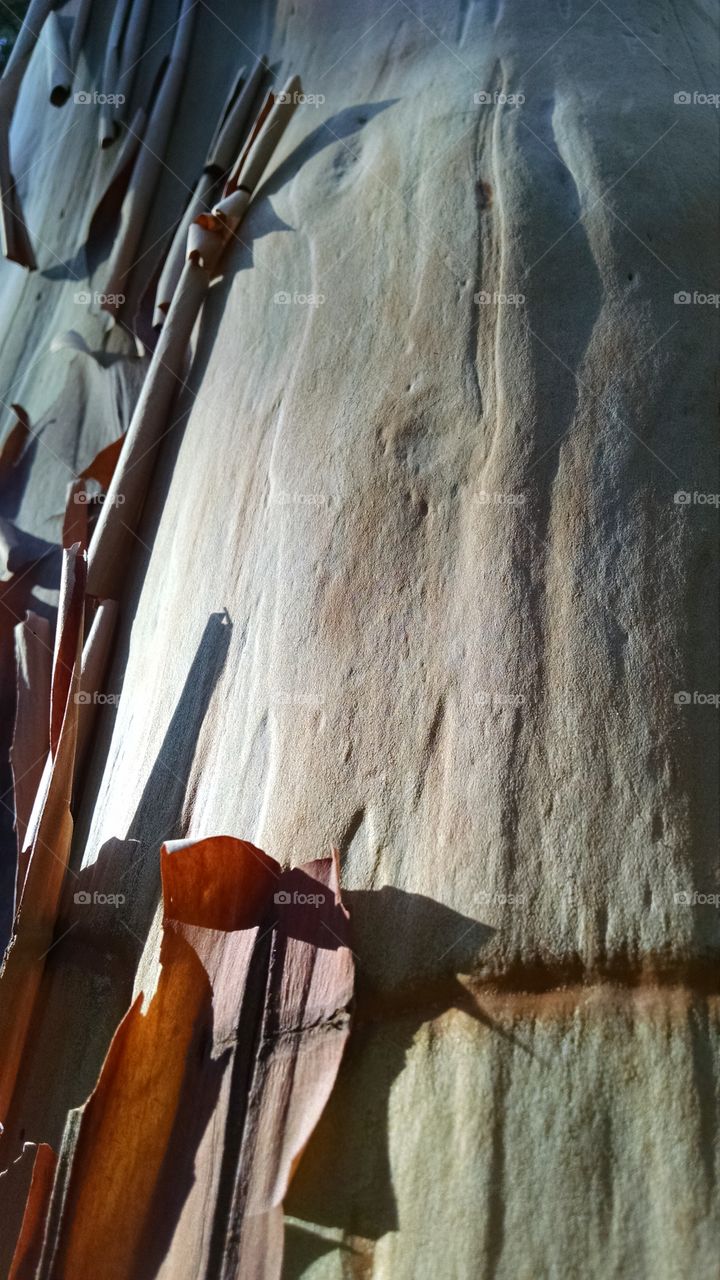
{"left": 0, "top": 1, "right": 717, "bottom": 1277}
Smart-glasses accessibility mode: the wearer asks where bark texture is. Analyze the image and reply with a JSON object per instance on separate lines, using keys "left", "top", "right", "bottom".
{"left": 0, "top": 1, "right": 717, "bottom": 1276}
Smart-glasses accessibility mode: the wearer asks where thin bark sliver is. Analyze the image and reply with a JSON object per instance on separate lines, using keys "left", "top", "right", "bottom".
{"left": 101, "top": 0, "right": 197, "bottom": 309}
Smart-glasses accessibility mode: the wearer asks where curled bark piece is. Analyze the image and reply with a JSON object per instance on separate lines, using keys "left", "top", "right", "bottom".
{"left": 49, "top": 543, "right": 85, "bottom": 755}
{"left": 102, "top": 0, "right": 198, "bottom": 309}
{"left": 114, "top": 0, "right": 151, "bottom": 128}
{"left": 86, "top": 260, "right": 208, "bottom": 598}
{"left": 35, "top": 837, "right": 353, "bottom": 1280}
{"left": 46, "top": 0, "right": 94, "bottom": 106}
{"left": 3, "top": 0, "right": 54, "bottom": 79}
{"left": 0, "top": 0, "right": 56, "bottom": 267}
{"left": 87, "top": 73, "right": 301, "bottom": 597}
{"left": 86, "top": 105, "right": 146, "bottom": 242}
{"left": 227, "top": 852, "right": 354, "bottom": 1276}
{"left": 74, "top": 598, "right": 118, "bottom": 780}
{"left": 10, "top": 612, "right": 51, "bottom": 875}
{"left": 67, "top": 0, "right": 94, "bottom": 75}
{"left": 7, "top": 1143, "right": 57, "bottom": 1280}
{"left": 61, "top": 479, "right": 89, "bottom": 552}
{"left": 0, "top": 406, "right": 30, "bottom": 477}
{"left": 153, "top": 55, "right": 267, "bottom": 325}
{"left": 186, "top": 79, "right": 299, "bottom": 277}
{"left": 78, "top": 432, "right": 126, "bottom": 489}
{"left": 46, "top": 10, "right": 72, "bottom": 107}
{"left": 0, "top": 546, "right": 85, "bottom": 1129}
{"left": 0, "top": 1142, "right": 56, "bottom": 1280}
{"left": 226, "top": 71, "right": 302, "bottom": 199}
{"left": 0, "top": 115, "right": 36, "bottom": 270}
{"left": 99, "top": 0, "right": 151, "bottom": 145}
{"left": 99, "top": 0, "right": 131, "bottom": 148}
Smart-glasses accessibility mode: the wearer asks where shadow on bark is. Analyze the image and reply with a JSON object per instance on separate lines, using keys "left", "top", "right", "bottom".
{"left": 284, "top": 885, "right": 494, "bottom": 1252}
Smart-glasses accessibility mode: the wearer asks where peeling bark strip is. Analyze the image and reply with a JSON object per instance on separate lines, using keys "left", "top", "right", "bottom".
{"left": 86, "top": 74, "right": 301, "bottom": 601}
{"left": 10, "top": 613, "right": 51, "bottom": 867}
{"left": 0, "top": 546, "right": 85, "bottom": 1127}
{"left": 153, "top": 53, "right": 267, "bottom": 326}
{"left": 0, "top": 0, "right": 59, "bottom": 268}
{"left": 0, "top": 1142, "right": 56, "bottom": 1280}
{"left": 7, "top": 1143, "right": 57, "bottom": 1280}
{"left": 36, "top": 838, "right": 353, "bottom": 1279}
{"left": 101, "top": 0, "right": 198, "bottom": 307}
{"left": 0, "top": 405, "right": 31, "bottom": 476}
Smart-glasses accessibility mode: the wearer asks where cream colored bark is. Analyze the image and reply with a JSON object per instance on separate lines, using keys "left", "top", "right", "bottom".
{"left": 0, "top": 1, "right": 717, "bottom": 1276}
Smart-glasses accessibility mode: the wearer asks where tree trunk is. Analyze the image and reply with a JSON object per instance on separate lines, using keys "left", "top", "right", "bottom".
{"left": 0, "top": 1, "right": 717, "bottom": 1276}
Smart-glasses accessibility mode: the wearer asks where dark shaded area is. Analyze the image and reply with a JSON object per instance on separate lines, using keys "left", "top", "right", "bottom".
{"left": 0, "top": 2, "right": 27, "bottom": 73}
{"left": 102, "top": 609, "right": 234, "bottom": 940}
{"left": 283, "top": 1223, "right": 351, "bottom": 1276}
{"left": 0, "top": 611, "right": 232, "bottom": 1166}
{"left": 0, "top": 570, "right": 58, "bottom": 952}
{"left": 285, "top": 886, "right": 494, "bottom": 1244}
{"left": 260, "top": 101, "right": 398, "bottom": 200}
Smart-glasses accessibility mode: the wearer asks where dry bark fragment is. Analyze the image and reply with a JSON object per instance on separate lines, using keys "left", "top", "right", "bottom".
{"left": 7, "top": 1143, "right": 57, "bottom": 1280}
{"left": 10, "top": 612, "right": 51, "bottom": 884}
{"left": 0, "top": 546, "right": 85, "bottom": 1129}
{"left": 101, "top": 0, "right": 198, "bottom": 309}
{"left": 153, "top": 54, "right": 267, "bottom": 325}
{"left": 36, "top": 837, "right": 353, "bottom": 1279}
{"left": 86, "top": 76, "right": 301, "bottom": 599}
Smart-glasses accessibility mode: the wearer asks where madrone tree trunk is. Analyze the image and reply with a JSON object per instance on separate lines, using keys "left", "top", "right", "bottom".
{"left": 0, "top": 1, "right": 717, "bottom": 1277}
